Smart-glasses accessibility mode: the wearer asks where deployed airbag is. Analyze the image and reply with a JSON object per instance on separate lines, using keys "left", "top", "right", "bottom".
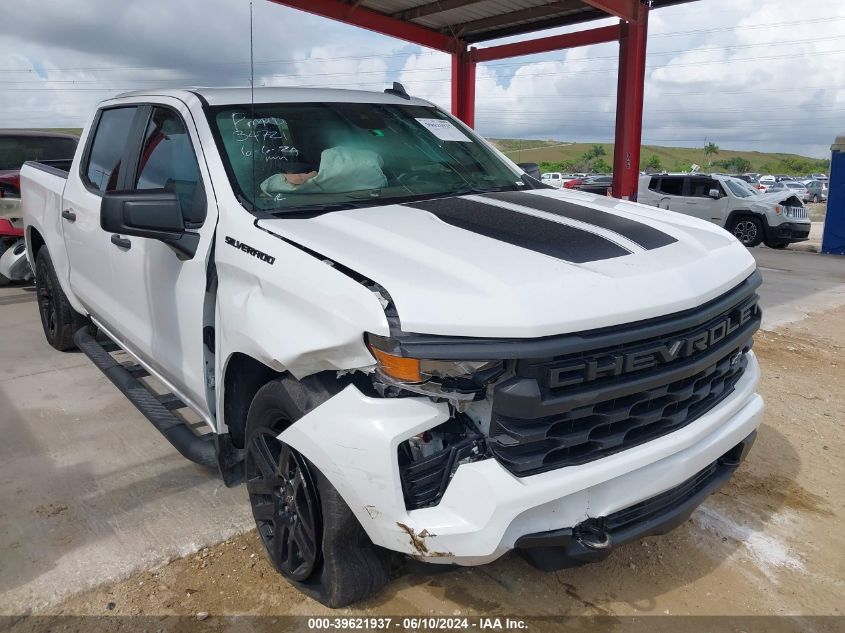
{"left": 261, "top": 146, "right": 387, "bottom": 195}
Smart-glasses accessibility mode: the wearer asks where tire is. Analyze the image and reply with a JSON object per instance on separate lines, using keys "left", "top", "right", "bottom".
{"left": 34, "top": 248, "right": 86, "bottom": 351}
{"left": 813, "top": 194, "right": 820, "bottom": 203}
{"left": 244, "top": 377, "right": 390, "bottom": 607}
{"left": 0, "top": 241, "right": 10, "bottom": 287}
{"left": 765, "top": 241, "right": 788, "bottom": 249}
{"left": 730, "top": 216, "right": 764, "bottom": 248}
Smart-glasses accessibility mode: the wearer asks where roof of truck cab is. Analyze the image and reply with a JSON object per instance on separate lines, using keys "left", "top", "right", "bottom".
{"left": 113, "top": 86, "right": 435, "bottom": 108}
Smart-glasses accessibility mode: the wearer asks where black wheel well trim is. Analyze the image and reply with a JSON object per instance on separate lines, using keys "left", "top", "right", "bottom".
{"left": 222, "top": 352, "right": 283, "bottom": 449}
{"left": 221, "top": 352, "right": 361, "bottom": 450}
{"left": 27, "top": 226, "right": 46, "bottom": 259}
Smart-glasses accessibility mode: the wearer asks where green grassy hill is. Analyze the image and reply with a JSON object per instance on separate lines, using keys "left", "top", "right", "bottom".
{"left": 490, "top": 139, "right": 829, "bottom": 175}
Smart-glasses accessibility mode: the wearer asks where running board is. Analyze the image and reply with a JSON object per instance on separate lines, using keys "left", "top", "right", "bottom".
{"left": 73, "top": 327, "right": 217, "bottom": 468}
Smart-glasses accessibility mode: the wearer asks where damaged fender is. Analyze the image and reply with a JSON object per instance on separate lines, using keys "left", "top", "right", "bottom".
{"left": 277, "top": 383, "right": 455, "bottom": 557}
{"left": 214, "top": 211, "right": 391, "bottom": 429}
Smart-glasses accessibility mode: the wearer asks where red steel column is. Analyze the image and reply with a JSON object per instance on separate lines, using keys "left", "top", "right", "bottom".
{"left": 451, "top": 48, "right": 477, "bottom": 127}
{"left": 612, "top": 6, "right": 649, "bottom": 200}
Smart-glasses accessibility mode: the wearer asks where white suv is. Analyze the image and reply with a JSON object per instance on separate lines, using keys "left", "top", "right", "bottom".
{"left": 638, "top": 174, "right": 811, "bottom": 248}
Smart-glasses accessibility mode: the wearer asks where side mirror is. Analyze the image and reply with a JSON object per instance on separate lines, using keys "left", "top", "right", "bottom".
{"left": 101, "top": 190, "right": 199, "bottom": 259}
{"left": 517, "top": 162, "right": 541, "bottom": 180}
{"left": 708, "top": 188, "right": 721, "bottom": 199}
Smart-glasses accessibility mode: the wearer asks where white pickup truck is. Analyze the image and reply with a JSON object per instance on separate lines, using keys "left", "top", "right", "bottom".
{"left": 22, "top": 87, "right": 763, "bottom": 607}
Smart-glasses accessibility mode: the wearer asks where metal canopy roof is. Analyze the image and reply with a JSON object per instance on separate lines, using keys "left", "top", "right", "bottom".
{"left": 348, "top": 0, "right": 691, "bottom": 43}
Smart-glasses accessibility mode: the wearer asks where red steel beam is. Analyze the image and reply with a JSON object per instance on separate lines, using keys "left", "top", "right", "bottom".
{"left": 474, "top": 24, "right": 621, "bottom": 62}
{"left": 582, "top": 0, "right": 641, "bottom": 22}
{"left": 266, "top": 0, "right": 464, "bottom": 54}
{"left": 451, "top": 50, "right": 477, "bottom": 127}
{"left": 612, "top": 9, "right": 649, "bottom": 200}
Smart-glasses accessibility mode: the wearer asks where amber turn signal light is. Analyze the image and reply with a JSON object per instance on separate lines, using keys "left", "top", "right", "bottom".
{"left": 369, "top": 346, "right": 422, "bottom": 383}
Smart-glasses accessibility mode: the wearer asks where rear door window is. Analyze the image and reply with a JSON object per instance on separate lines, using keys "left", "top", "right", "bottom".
{"left": 657, "top": 177, "right": 684, "bottom": 196}
{"left": 84, "top": 107, "right": 138, "bottom": 192}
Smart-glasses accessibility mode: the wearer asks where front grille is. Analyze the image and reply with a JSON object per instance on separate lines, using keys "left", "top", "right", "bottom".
{"left": 783, "top": 206, "right": 807, "bottom": 220}
{"left": 489, "top": 275, "right": 761, "bottom": 477}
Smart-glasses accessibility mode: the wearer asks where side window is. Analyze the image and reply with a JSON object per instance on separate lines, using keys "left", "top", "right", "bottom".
{"left": 135, "top": 107, "right": 205, "bottom": 224}
{"left": 648, "top": 177, "right": 660, "bottom": 191}
{"left": 689, "top": 178, "right": 718, "bottom": 198}
{"left": 658, "top": 177, "right": 684, "bottom": 196}
{"left": 85, "top": 107, "right": 138, "bottom": 192}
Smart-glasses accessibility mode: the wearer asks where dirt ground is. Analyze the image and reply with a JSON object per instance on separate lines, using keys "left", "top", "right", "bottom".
{"left": 23, "top": 308, "right": 845, "bottom": 620}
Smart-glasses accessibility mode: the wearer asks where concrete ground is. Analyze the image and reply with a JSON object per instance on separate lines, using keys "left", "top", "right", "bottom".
{"left": 0, "top": 287, "right": 252, "bottom": 613}
{"left": 1, "top": 243, "right": 844, "bottom": 614}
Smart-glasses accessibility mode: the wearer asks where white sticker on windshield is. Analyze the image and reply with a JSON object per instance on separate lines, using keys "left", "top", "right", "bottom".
{"left": 415, "top": 118, "right": 472, "bottom": 142}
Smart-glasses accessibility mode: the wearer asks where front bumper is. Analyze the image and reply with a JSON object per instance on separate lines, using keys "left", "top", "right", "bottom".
{"left": 516, "top": 430, "right": 755, "bottom": 570}
{"left": 766, "top": 221, "right": 811, "bottom": 243}
{"left": 279, "top": 353, "right": 762, "bottom": 565}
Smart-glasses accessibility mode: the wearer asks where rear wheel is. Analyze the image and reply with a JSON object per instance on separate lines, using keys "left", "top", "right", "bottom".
{"left": 245, "top": 378, "right": 390, "bottom": 607}
{"left": 730, "top": 216, "right": 763, "bottom": 248}
{"left": 34, "top": 248, "right": 86, "bottom": 351}
{"left": 813, "top": 194, "right": 820, "bottom": 203}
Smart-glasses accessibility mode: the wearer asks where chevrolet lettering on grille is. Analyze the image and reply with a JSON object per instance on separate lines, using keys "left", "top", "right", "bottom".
{"left": 547, "top": 298, "right": 760, "bottom": 388}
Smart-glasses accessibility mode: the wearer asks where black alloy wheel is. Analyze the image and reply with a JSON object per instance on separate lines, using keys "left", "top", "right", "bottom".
{"left": 246, "top": 426, "right": 321, "bottom": 582}
{"left": 35, "top": 252, "right": 59, "bottom": 340}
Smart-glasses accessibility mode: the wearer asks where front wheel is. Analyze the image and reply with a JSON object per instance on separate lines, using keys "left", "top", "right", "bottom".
{"left": 730, "top": 216, "right": 764, "bottom": 248}
{"left": 245, "top": 378, "right": 390, "bottom": 607}
{"left": 34, "top": 248, "right": 87, "bottom": 351}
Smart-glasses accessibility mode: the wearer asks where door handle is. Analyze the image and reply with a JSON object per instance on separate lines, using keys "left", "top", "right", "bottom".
{"left": 110, "top": 234, "right": 131, "bottom": 250}
{"left": 61, "top": 209, "right": 76, "bottom": 222}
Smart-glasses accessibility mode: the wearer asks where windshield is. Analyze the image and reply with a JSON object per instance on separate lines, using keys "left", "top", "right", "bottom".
{"left": 0, "top": 135, "right": 78, "bottom": 170}
{"left": 207, "top": 102, "right": 523, "bottom": 214}
{"left": 784, "top": 182, "right": 803, "bottom": 189}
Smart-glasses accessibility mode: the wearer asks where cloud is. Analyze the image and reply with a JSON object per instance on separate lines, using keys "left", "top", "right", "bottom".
{"left": 1, "top": 0, "right": 841, "bottom": 157}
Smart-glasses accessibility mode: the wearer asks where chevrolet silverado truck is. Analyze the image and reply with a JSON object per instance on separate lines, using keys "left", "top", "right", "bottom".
{"left": 22, "top": 87, "right": 763, "bottom": 607}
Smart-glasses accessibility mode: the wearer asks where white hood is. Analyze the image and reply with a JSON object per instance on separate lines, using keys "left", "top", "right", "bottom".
{"left": 259, "top": 189, "right": 756, "bottom": 338}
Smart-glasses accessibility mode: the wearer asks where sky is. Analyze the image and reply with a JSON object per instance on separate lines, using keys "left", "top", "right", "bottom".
{"left": 1, "top": 0, "right": 843, "bottom": 158}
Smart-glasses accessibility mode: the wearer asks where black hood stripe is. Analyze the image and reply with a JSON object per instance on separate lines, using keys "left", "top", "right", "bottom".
{"left": 405, "top": 197, "right": 630, "bottom": 264}
{"left": 481, "top": 191, "right": 678, "bottom": 250}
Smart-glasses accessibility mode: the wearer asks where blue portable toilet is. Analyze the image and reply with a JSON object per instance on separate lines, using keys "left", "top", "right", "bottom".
{"left": 822, "top": 132, "right": 845, "bottom": 255}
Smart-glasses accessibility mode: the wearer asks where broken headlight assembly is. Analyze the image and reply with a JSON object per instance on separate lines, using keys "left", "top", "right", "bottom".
{"left": 365, "top": 333, "right": 503, "bottom": 405}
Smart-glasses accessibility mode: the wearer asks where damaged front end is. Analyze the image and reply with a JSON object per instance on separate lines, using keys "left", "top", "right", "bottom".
{"left": 363, "top": 330, "right": 504, "bottom": 512}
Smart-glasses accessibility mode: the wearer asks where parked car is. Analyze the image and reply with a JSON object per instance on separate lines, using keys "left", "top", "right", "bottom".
{"left": 23, "top": 87, "right": 764, "bottom": 607}
{"left": 0, "top": 130, "right": 78, "bottom": 284}
{"left": 771, "top": 180, "right": 810, "bottom": 200}
{"left": 807, "top": 172, "right": 828, "bottom": 183}
{"left": 801, "top": 180, "right": 828, "bottom": 203}
{"left": 566, "top": 174, "right": 613, "bottom": 195}
{"left": 757, "top": 175, "right": 776, "bottom": 192}
{"left": 638, "top": 173, "right": 810, "bottom": 248}
{"left": 540, "top": 172, "right": 578, "bottom": 188}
